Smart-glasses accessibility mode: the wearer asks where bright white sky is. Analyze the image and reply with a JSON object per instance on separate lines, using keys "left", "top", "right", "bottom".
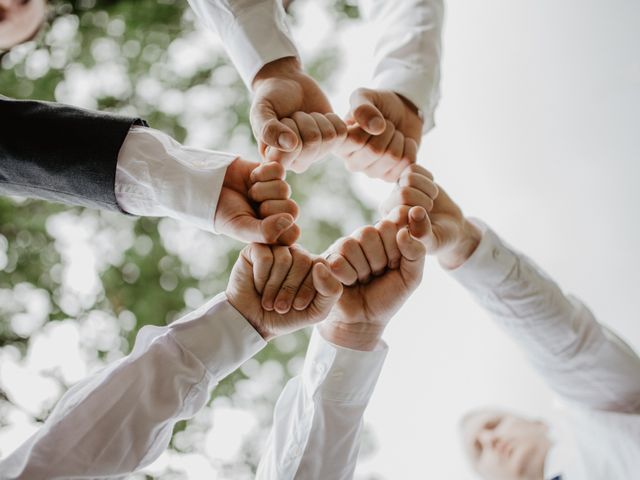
{"left": 292, "top": 0, "right": 640, "bottom": 478}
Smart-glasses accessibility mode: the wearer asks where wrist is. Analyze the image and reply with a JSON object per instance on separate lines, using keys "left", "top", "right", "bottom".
{"left": 437, "top": 218, "right": 482, "bottom": 270}
{"left": 318, "top": 320, "right": 385, "bottom": 352}
{"left": 252, "top": 56, "right": 302, "bottom": 88}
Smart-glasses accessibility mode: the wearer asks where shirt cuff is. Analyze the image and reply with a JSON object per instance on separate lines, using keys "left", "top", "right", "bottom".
{"left": 446, "top": 218, "right": 519, "bottom": 291}
{"left": 115, "top": 126, "right": 237, "bottom": 233}
{"left": 169, "top": 292, "right": 267, "bottom": 382}
{"left": 302, "top": 327, "right": 388, "bottom": 404}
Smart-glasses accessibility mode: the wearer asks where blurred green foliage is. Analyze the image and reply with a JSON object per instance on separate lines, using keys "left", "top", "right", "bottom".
{"left": 0, "top": 0, "right": 371, "bottom": 477}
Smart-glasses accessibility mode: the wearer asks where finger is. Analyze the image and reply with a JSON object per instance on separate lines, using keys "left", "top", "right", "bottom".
{"left": 248, "top": 180, "right": 291, "bottom": 202}
{"left": 276, "top": 223, "right": 301, "bottom": 246}
{"left": 292, "top": 111, "right": 322, "bottom": 167}
{"left": 403, "top": 163, "right": 434, "bottom": 180}
{"left": 408, "top": 206, "right": 432, "bottom": 241}
{"left": 274, "top": 247, "right": 313, "bottom": 314}
{"left": 382, "top": 186, "right": 434, "bottom": 213}
{"left": 310, "top": 112, "right": 339, "bottom": 147}
{"left": 250, "top": 102, "right": 299, "bottom": 152}
{"left": 382, "top": 158, "right": 411, "bottom": 183}
{"left": 248, "top": 244, "right": 274, "bottom": 294}
{"left": 258, "top": 199, "right": 299, "bottom": 220}
{"left": 402, "top": 137, "right": 419, "bottom": 165}
{"left": 334, "top": 237, "right": 372, "bottom": 283}
{"left": 363, "top": 130, "right": 405, "bottom": 180}
{"left": 326, "top": 252, "right": 358, "bottom": 286}
{"left": 353, "top": 226, "right": 387, "bottom": 276}
{"left": 383, "top": 204, "right": 411, "bottom": 227}
{"left": 351, "top": 120, "right": 394, "bottom": 167}
{"left": 326, "top": 112, "right": 348, "bottom": 144}
{"left": 397, "top": 227, "right": 427, "bottom": 281}
{"left": 376, "top": 219, "right": 401, "bottom": 270}
{"left": 349, "top": 88, "right": 385, "bottom": 135}
{"left": 309, "top": 263, "right": 343, "bottom": 315}
{"left": 293, "top": 267, "right": 316, "bottom": 311}
{"left": 261, "top": 246, "right": 293, "bottom": 311}
{"left": 231, "top": 213, "right": 295, "bottom": 244}
{"left": 339, "top": 125, "right": 371, "bottom": 159}
{"left": 250, "top": 161, "right": 286, "bottom": 183}
{"left": 398, "top": 171, "right": 439, "bottom": 200}
{"left": 265, "top": 118, "right": 303, "bottom": 167}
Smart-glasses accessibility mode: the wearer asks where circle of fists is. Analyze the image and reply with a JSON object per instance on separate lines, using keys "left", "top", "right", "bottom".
{"left": 225, "top": 160, "right": 442, "bottom": 342}
{"left": 223, "top": 62, "right": 444, "bottom": 341}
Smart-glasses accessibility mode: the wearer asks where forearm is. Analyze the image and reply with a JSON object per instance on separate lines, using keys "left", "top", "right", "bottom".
{"left": 186, "top": 0, "right": 299, "bottom": 88}
{"left": 115, "top": 125, "right": 236, "bottom": 232}
{"left": 0, "top": 96, "right": 144, "bottom": 212}
{"left": 257, "top": 328, "right": 387, "bottom": 480}
{"left": 0, "top": 294, "right": 266, "bottom": 479}
{"left": 358, "top": 0, "right": 444, "bottom": 130}
{"left": 447, "top": 219, "right": 640, "bottom": 412}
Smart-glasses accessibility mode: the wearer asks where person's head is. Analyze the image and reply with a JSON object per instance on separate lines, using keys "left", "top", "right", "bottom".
{"left": 0, "top": 0, "right": 47, "bottom": 50}
{"left": 459, "top": 408, "right": 552, "bottom": 480}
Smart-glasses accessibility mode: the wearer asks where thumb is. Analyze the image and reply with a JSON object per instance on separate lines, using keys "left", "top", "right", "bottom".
{"left": 251, "top": 103, "right": 299, "bottom": 152}
{"left": 233, "top": 213, "right": 295, "bottom": 244}
{"left": 396, "top": 226, "right": 427, "bottom": 282}
{"left": 407, "top": 206, "right": 432, "bottom": 242}
{"left": 349, "top": 88, "right": 386, "bottom": 135}
{"left": 310, "top": 263, "right": 343, "bottom": 314}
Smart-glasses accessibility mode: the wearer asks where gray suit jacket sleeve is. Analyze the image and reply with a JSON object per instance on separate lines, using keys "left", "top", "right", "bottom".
{"left": 0, "top": 95, "right": 147, "bottom": 212}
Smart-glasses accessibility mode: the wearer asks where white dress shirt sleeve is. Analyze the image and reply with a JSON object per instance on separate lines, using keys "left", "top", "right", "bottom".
{"left": 256, "top": 327, "right": 388, "bottom": 480}
{"left": 0, "top": 293, "right": 266, "bottom": 480}
{"left": 447, "top": 219, "right": 640, "bottom": 414}
{"left": 358, "top": 0, "right": 444, "bottom": 132}
{"left": 186, "top": 0, "right": 300, "bottom": 88}
{"left": 115, "top": 125, "right": 237, "bottom": 233}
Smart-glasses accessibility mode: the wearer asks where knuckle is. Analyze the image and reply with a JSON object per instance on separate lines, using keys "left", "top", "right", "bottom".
{"left": 399, "top": 187, "right": 415, "bottom": 203}
{"left": 281, "top": 283, "right": 299, "bottom": 296}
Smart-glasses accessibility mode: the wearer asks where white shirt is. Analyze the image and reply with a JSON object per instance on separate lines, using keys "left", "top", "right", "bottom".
{"left": 186, "top": 0, "right": 444, "bottom": 131}
{"left": 448, "top": 220, "right": 640, "bottom": 480}
{"left": 0, "top": 293, "right": 266, "bottom": 480}
{"left": 0, "top": 301, "right": 386, "bottom": 479}
{"left": 256, "top": 330, "right": 387, "bottom": 480}
{"left": 114, "top": 125, "right": 237, "bottom": 233}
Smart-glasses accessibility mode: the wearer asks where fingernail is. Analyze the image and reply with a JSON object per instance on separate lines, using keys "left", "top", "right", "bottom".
{"left": 368, "top": 117, "right": 385, "bottom": 132}
{"left": 276, "top": 217, "right": 293, "bottom": 230}
{"left": 275, "top": 300, "right": 289, "bottom": 313}
{"left": 262, "top": 299, "right": 274, "bottom": 311}
{"left": 278, "top": 133, "right": 296, "bottom": 150}
{"left": 317, "top": 265, "right": 329, "bottom": 278}
{"left": 412, "top": 208, "right": 427, "bottom": 221}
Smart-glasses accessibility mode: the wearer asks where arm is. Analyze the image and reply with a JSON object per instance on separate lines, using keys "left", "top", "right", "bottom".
{"left": 186, "top": 1, "right": 347, "bottom": 173}
{"left": 382, "top": 164, "right": 640, "bottom": 414}
{"left": 448, "top": 220, "right": 640, "bottom": 414}
{"left": 336, "top": 0, "right": 444, "bottom": 181}
{"left": 358, "top": 0, "right": 444, "bottom": 130}
{"left": 256, "top": 329, "right": 387, "bottom": 480}
{"left": 0, "top": 244, "right": 342, "bottom": 479}
{"left": 257, "top": 208, "right": 431, "bottom": 479}
{"left": 0, "top": 95, "right": 299, "bottom": 244}
{"left": 0, "top": 95, "right": 145, "bottom": 212}
{"left": 0, "top": 293, "right": 266, "bottom": 480}
{"left": 185, "top": 0, "right": 299, "bottom": 90}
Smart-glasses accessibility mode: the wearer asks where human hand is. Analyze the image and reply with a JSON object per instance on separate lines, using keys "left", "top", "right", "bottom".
{"left": 336, "top": 88, "right": 424, "bottom": 182}
{"left": 381, "top": 164, "right": 481, "bottom": 269}
{"left": 214, "top": 159, "right": 300, "bottom": 245}
{"left": 226, "top": 244, "right": 343, "bottom": 340}
{"left": 251, "top": 57, "right": 347, "bottom": 173}
{"left": 319, "top": 208, "right": 428, "bottom": 350}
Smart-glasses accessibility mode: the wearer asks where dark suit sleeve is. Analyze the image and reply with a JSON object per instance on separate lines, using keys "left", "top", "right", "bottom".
{"left": 0, "top": 96, "right": 148, "bottom": 212}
